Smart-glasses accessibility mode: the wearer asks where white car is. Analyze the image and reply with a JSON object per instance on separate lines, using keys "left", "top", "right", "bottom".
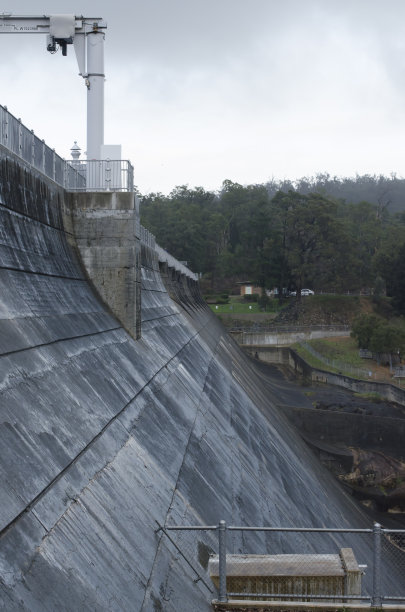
{"left": 289, "top": 288, "right": 314, "bottom": 296}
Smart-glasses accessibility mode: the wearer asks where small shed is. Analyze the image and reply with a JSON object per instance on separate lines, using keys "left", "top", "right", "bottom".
{"left": 237, "top": 282, "right": 262, "bottom": 297}
{"left": 209, "top": 548, "right": 362, "bottom": 602}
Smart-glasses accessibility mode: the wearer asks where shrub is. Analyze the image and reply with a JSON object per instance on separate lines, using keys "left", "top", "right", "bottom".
{"left": 204, "top": 294, "right": 229, "bottom": 304}
{"left": 351, "top": 314, "right": 383, "bottom": 349}
{"left": 243, "top": 294, "right": 259, "bottom": 302}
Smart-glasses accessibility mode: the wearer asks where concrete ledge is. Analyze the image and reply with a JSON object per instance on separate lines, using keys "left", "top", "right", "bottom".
{"left": 212, "top": 599, "right": 405, "bottom": 611}
{"left": 69, "top": 191, "right": 134, "bottom": 210}
{"left": 239, "top": 344, "right": 405, "bottom": 407}
{"left": 232, "top": 329, "right": 349, "bottom": 346}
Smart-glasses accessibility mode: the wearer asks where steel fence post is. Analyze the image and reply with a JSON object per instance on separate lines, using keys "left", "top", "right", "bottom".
{"left": 18, "top": 117, "right": 22, "bottom": 157}
{"left": 31, "top": 130, "right": 35, "bottom": 166}
{"left": 372, "top": 522, "right": 382, "bottom": 607}
{"left": 52, "top": 149, "right": 56, "bottom": 181}
{"left": 218, "top": 520, "right": 227, "bottom": 602}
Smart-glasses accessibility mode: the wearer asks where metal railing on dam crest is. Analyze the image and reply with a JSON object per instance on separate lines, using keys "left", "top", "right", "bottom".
{"left": 0, "top": 104, "right": 133, "bottom": 191}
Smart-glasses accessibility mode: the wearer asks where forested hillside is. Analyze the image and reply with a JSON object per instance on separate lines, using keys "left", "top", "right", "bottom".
{"left": 140, "top": 175, "right": 405, "bottom": 311}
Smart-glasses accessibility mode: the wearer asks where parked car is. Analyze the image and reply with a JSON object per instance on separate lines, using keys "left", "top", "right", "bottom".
{"left": 289, "top": 288, "right": 314, "bottom": 297}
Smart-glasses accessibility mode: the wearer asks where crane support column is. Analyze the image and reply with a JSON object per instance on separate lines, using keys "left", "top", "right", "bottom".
{"left": 86, "top": 26, "right": 105, "bottom": 160}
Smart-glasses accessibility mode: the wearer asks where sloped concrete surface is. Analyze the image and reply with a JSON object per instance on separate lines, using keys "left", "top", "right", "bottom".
{"left": 0, "top": 152, "right": 403, "bottom": 610}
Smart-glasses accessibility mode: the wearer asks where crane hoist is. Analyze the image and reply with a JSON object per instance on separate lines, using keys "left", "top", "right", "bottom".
{"left": 0, "top": 13, "right": 108, "bottom": 161}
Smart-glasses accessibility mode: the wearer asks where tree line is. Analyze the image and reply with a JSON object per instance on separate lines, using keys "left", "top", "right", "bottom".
{"left": 140, "top": 175, "right": 405, "bottom": 312}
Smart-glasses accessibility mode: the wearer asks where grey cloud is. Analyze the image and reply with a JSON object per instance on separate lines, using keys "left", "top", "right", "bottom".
{"left": 3, "top": 0, "right": 405, "bottom": 193}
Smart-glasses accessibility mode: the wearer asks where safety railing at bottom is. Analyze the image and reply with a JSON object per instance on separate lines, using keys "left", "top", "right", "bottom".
{"left": 156, "top": 521, "right": 405, "bottom": 606}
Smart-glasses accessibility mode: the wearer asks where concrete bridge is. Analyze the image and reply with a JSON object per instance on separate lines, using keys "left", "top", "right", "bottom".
{"left": 0, "top": 119, "right": 403, "bottom": 610}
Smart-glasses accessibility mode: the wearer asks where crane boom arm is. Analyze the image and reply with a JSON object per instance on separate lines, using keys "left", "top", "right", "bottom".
{"left": 0, "top": 13, "right": 108, "bottom": 160}
{"left": 0, "top": 14, "right": 105, "bottom": 34}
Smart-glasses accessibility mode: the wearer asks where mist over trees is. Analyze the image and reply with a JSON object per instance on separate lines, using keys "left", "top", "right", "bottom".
{"left": 265, "top": 173, "right": 404, "bottom": 215}
{"left": 140, "top": 174, "right": 405, "bottom": 312}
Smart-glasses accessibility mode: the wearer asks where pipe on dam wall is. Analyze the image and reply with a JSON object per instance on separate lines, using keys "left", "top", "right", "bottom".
{"left": 0, "top": 147, "right": 404, "bottom": 610}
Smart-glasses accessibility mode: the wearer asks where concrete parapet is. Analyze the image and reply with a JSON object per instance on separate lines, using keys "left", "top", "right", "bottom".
{"left": 241, "top": 346, "right": 290, "bottom": 364}
{"left": 72, "top": 190, "right": 134, "bottom": 210}
{"left": 233, "top": 328, "right": 349, "bottom": 347}
{"left": 209, "top": 549, "right": 362, "bottom": 603}
{"left": 340, "top": 548, "right": 362, "bottom": 601}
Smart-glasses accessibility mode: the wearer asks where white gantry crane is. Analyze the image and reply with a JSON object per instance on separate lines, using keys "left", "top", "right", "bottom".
{"left": 0, "top": 13, "right": 108, "bottom": 161}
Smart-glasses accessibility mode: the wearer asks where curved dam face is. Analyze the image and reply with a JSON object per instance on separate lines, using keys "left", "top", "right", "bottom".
{"left": 0, "top": 151, "right": 402, "bottom": 610}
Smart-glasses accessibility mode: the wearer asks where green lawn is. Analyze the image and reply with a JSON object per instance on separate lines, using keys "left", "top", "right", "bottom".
{"left": 208, "top": 298, "right": 282, "bottom": 314}
{"left": 209, "top": 302, "right": 261, "bottom": 314}
{"left": 305, "top": 337, "right": 366, "bottom": 368}
{"left": 293, "top": 343, "right": 342, "bottom": 373}
{"left": 293, "top": 336, "right": 396, "bottom": 383}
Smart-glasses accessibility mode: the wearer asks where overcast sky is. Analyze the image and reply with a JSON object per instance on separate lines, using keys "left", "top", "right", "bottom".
{"left": 1, "top": 0, "right": 405, "bottom": 194}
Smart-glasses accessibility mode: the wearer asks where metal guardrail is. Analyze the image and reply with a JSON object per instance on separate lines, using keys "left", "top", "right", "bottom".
{"left": 139, "top": 227, "right": 198, "bottom": 281}
{"left": 0, "top": 103, "right": 78, "bottom": 186}
{"left": 66, "top": 159, "right": 134, "bottom": 192}
{"left": 155, "top": 244, "right": 198, "bottom": 281}
{"left": 0, "top": 104, "right": 133, "bottom": 192}
{"left": 158, "top": 521, "right": 405, "bottom": 606}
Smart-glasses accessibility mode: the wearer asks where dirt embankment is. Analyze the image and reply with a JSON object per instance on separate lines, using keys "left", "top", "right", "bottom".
{"left": 218, "top": 295, "right": 374, "bottom": 329}
{"left": 273, "top": 295, "right": 376, "bottom": 326}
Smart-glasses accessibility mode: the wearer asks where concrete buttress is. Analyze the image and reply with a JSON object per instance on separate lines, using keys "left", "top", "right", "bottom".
{"left": 70, "top": 191, "right": 141, "bottom": 339}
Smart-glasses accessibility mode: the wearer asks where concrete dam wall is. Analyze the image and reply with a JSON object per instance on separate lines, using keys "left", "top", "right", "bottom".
{"left": 0, "top": 148, "right": 403, "bottom": 610}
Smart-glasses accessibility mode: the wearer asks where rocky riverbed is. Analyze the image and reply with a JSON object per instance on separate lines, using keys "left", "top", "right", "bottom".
{"left": 254, "top": 359, "right": 405, "bottom": 525}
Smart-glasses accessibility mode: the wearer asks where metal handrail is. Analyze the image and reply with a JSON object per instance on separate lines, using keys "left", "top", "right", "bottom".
{"left": 0, "top": 104, "right": 134, "bottom": 192}
{"left": 66, "top": 159, "right": 134, "bottom": 192}
{"left": 155, "top": 244, "right": 198, "bottom": 281}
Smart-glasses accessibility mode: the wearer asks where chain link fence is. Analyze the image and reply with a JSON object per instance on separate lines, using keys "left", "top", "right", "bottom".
{"left": 158, "top": 521, "right": 405, "bottom": 606}
{"left": 383, "top": 529, "right": 405, "bottom": 603}
{"left": 300, "top": 341, "right": 389, "bottom": 381}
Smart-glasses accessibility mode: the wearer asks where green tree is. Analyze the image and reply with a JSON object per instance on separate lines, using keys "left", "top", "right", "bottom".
{"left": 377, "top": 242, "right": 405, "bottom": 314}
{"left": 140, "top": 178, "right": 405, "bottom": 296}
{"left": 219, "top": 180, "right": 271, "bottom": 280}
{"left": 351, "top": 314, "right": 383, "bottom": 349}
{"left": 270, "top": 191, "right": 347, "bottom": 297}
{"left": 369, "top": 323, "right": 405, "bottom": 369}
{"left": 141, "top": 186, "right": 218, "bottom": 274}
{"left": 342, "top": 201, "right": 385, "bottom": 290}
